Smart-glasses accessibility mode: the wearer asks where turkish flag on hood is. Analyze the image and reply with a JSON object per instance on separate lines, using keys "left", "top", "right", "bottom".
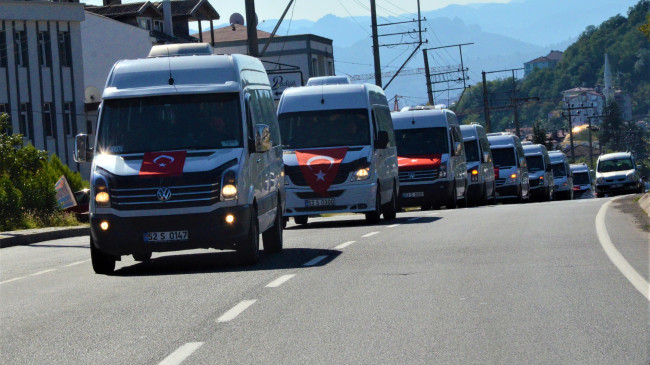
{"left": 398, "top": 154, "right": 442, "bottom": 171}
{"left": 295, "top": 147, "right": 348, "bottom": 197}
{"left": 139, "top": 151, "right": 187, "bottom": 177}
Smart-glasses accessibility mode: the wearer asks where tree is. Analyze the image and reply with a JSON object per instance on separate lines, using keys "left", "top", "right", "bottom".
{"left": 640, "top": 14, "right": 650, "bottom": 40}
{"left": 599, "top": 101, "right": 625, "bottom": 151}
{"left": 532, "top": 121, "right": 549, "bottom": 148}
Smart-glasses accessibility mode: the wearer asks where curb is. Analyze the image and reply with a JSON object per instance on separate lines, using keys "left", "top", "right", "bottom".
{"left": 638, "top": 193, "right": 650, "bottom": 217}
{"left": 0, "top": 226, "right": 89, "bottom": 249}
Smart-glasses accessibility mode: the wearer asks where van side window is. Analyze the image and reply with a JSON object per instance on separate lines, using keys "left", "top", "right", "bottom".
{"left": 255, "top": 89, "right": 281, "bottom": 146}
{"left": 372, "top": 105, "right": 395, "bottom": 147}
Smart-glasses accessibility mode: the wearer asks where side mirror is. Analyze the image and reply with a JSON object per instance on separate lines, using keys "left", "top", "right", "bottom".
{"left": 453, "top": 141, "right": 462, "bottom": 156}
{"left": 73, "top": 134, "right": 93, "bottom": 162}
{"left": 376, "top": 131, "right": 389, "bottom": 149}
{"left": 254, "top": 124, "right": 271, "bottom": 153}
{"left": 483, "top": 151, "right": 491, "bottom": 163}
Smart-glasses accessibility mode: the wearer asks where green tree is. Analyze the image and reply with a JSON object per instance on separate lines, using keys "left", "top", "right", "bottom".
{"left": 599, "top": 101, "right": 625, "bottom": 151}
{"left": 532, "top": 121, "right": 549, "bottom": 147}
{"left": 640, "top": 14, "right": 650, "bottom": 40}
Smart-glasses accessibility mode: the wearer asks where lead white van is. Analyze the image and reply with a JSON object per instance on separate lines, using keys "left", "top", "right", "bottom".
{"left": 523, "top": 144, "right": 554, "bottom": 201}
{"left": 487, "top": 132, "right": 530, "bottom": 202}
{"left": 74, "top": 44, "right": 285, "bottom": 274}
{"left": 391, "top": 107, "right": 467, "bottom": 209}
{"left": 460, "top": 123, "right": 495, "bottom": 206}
{"left": 277, "top": 83, "right": 399, "bottom": 224}
{"left": 548, "top": 151, "right": 573, "bottom": 200}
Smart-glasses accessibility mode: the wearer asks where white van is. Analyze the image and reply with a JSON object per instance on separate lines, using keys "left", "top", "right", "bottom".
{"left": 277, "top": 83, "right": 399, "bottom": 224}
{"left": 487, "top": 132, "right": 530, "bottom": 202}
{"left": 460, "top": 123, "right": 495, "bottom": 206}
{"left": 391, "top": 107, "right": 467, "bottom": 209}
{"left": 548, "top": 151, "right": 573, "bottom": 200}
{"left": 570, "top": 163, "right": 594, "bottom": 199}
{"left": 523, "top": 144, "right": 554, "bottom": 201}
{"left": 595, "top": 152, "right": 643, "bottom": 197}
{"left": 74, "top": 44, "right": 285, "bottom": 274}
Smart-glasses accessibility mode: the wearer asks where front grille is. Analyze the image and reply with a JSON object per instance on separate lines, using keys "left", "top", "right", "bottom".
{"left": 285, "top": 158, "right": 368, "bottom": 187}
{"left": 495, "top": 178, "right": 506, "bottom": 186}
{"left": 605, "top": 178, "right": 626, "bottom": 183}
{"left": 398, "top": 169, "right": 438, "bottom": 182}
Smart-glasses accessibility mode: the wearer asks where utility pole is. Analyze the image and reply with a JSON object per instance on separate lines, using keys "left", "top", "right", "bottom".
{"left": 512, "top": 69, "right": 520, "bottom": 138}
{"left": 482, "top": 71, "right": 491, "bottom": 133}
{"left": 423, "top": 49, "right": 433, "bottom": 105}
{"left": 245, "top": 0, "right": 258, "bottom": 57}
{"left": 423, "top": 43, "right": 473, "bottom": 108}
{"left": 370, "top": 0, "right": 382, "bottom": 87}
{"left": 561, "top": 102, "right": 594, "bottom": 163}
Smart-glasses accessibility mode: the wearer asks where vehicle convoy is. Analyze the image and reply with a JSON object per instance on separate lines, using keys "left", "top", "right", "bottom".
{"left": 548, "top": 151, "right": 574, "bottom": 200}
{"left": 486, "top": 132, "right": 529, "bottom": 202}
{"left": 391, "top": 107, "right": 467, "bottom": 210}
{"left": 460, "top": 123, "right": 495, "bottom": 206}
{"left": 522, "top": 144, "right": 554, "bottom": 201}
{"left": 595, "top": 152, "right": 643, "bottom": 197}
{"left": 74, "top": 44, "right": 285, "bottom": 274}
{"left": 277, "top": 80, "right": 398, "bottom": 224}
{"left": 570, "top": 163, "right": 594, "bottom": 199}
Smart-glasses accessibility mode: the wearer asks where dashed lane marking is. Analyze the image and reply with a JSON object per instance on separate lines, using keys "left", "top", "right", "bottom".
{"left": 426, "top": 212, "right": 438, "bottom": 216}
{"left": 158, "top": 342, "right": 204, "bottom": 365}
{"left": 30, "top": 269, "right": 57, "bottom": 276}
{"left": 334, "top": 241, "right": 356, "bottom": 250}
{"left": 303, "top": 255, "right": 328, "bottom": 266}
{"left": 266, "top": 274, "right": 296, "bottom": 288}
{"left": 362, "top": 231, "right": 379, "bottom": 238}
{"left": 408, "top": 217, "right": 422, "bottom": 222}
{"left": 63, "top": 260, "right": 90, "bottom": 267}
{"left": 217, "top": 300, "right": 257, "bottom": 322}
{"left": 0, "top": 276, "right": 26, "bottom": 285}
{"left": 385, "top": 224, "right": 400, "bottom": 229}
{"left": 596, "top": 197, "right": 650, "bottom": 302}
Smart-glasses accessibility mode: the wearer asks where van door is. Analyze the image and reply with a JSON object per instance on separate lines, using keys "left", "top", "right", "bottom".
{"left": 450, "top": 125, "right": 466, "bottom": 198}
{"left": 372, "top": 105, "right": 397, "bottom": 203}
{"left": 245, "top": 92, "right": 268, "bottom": 228}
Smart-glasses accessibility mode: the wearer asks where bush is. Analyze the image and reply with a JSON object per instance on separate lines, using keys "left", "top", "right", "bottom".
{"left": 0, "top": 177, "right": 23, "bottom": 231}
{"left": 43, "top": 154, "right": 88, "bottom": 192}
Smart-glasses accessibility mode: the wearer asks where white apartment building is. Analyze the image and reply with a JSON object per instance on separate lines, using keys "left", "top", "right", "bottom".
{"left": 0, "top": 0, "right": 86, "bottom": 170}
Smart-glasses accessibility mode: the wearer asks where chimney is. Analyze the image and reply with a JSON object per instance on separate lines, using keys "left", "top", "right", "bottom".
{"left": 102, "top": 0, "right": 122, "bottom": 5}
{"left": 163, "top": 0, "right": 174, "bottom": 37}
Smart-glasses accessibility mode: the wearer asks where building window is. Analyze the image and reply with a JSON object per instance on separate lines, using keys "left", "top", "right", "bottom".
{"left": 58, "top": 31, "right": 72, "bottom": 67}
{"left": 19, "top": 103, "right": 30, "bottom": 138}
{"left": 38, "top": 31, "right": 52, "bottom": 67}
{"left": 312, "top": 58, "right": 318, "bottom": 77}
{"left": 137, "top": 17, "right": 152, "bottom": 31}
{"left": 0, "top": 30, "right": 7, "bottom": 68}
{"left": 14, "top": 30, "right": 28, "bottom": 67}
{"left": 153, "top": 20, "right": 163, "bottom": 32}
{"left": 63, "top": 102, "right": 73, "bottom": 135}
{"left": 42, "top": 103, "right": 54, "bottom": 137}
{"left": 327, "top": 61, "right": 333, "bottom": 76}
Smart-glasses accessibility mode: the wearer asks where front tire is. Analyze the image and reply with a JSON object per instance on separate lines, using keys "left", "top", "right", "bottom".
{"left": 238, "top": 207, "right": 260, "bottom": 265}
{"left": 91, "top": 237, "right": 116, "bottom": 275}
{"left": 262, "top": 201, "right": 283, "bottom": 253}
{"left": 365, "top": 188, "right": 381, "bottom": 224}
{"left": 132, "top": 252, "right": 152, "bottom": 262}
{"left": 382, "top": 188, "right": 397, "bottom": 221}
{"left": 294, "top": 216, "right": 308, "bottom": 225}
{"left": 447, "top": 185, "right": 458, "bottom": 209}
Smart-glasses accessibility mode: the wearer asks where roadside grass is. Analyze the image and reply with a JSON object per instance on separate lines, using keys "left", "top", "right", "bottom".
{"left": 2, "top": 211, "right": 83, "bottom": 232}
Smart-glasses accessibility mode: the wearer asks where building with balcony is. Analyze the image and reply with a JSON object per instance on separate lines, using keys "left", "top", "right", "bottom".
{"left": 524, "top": 50, "right": 563, "bottom": 77}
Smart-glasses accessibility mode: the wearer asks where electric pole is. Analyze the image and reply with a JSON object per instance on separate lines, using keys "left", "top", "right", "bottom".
{"left": 422, "top": 43, "right": 472, "bottom": 108}
{"left": 245, "top": 0, "right": 259, "bottom": 57}
{"left": 482, "top": 71, "right": 491, "bottom": 133}
{"left": 370, "top": 0, "right": 382, "bottom": 87}
{"left": 512, "top": 69, "right": 520, "bottom": 138}
{"left": 423, "top": 49, "right": 433, "bottom": 105}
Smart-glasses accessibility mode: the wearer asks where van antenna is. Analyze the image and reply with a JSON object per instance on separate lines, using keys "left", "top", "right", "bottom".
{"left": 320, "top": 83, "right": 325, "bottom": 104}
{"left": 167, "top": 46, "right": 174, "bottom": 85}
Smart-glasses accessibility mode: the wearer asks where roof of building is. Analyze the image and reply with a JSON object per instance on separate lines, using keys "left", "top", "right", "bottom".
{"left": 525, "top": 50, "right": 563, "bottom": 65}
{"left": 86, "top": 0, "right": 219, "bottom": 20}
{"left": 86, "top": 1, "right": 159, "bottom": 17}
{"left": 194, "top": 24, "right": 272, "bottom": 43}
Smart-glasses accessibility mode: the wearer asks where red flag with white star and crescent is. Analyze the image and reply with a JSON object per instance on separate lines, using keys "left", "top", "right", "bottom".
{"left": 295, "top": 147, "right": 348, "bottom": 197}
{"left": 139, "top": 151, "right": 187, "bottom": 177}
{"left": 397, "top": 154, "right": 442, "bottom": 171}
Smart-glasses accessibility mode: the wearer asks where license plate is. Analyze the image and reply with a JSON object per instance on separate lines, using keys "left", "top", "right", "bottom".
{"left": 403, "top": 192, "right": 424, "bottom": 198}
{"left": 143, "top": 231, "right": 188, "bottom": 242}
{"left": 306, "top": 198, "right": 335, "bottom": 207}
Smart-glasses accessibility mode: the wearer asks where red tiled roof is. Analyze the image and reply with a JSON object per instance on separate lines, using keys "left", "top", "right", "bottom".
{"left": 193, "top": 24, "right": 272, "bottom": 43}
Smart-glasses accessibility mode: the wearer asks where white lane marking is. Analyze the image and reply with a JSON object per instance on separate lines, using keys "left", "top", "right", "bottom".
{"left": 385, "top": 224, "right": 400, "bottom": 229}
{"left": 158, "top": 342, "right": 204, "bottom": 365}
{"left": 0, "top": 276, "right": 26, "bottom": 285}
{"left": 408, "top": 217, "right": 422, "bottom": 222}
{"left": 303, "top": 255, "right": 328, "bottom": 266}
{"left": 217, "top": 300, "right": 257, "bottom": 322}
{"left": 362, "top": 231, "right": 379, "bottom": 238}
{"left": 334, "top": 240, "right": 356, "bottom": 250}
{"left": 30, "top": 269, "right": 56, "bottom": 276}
{"left": 596, "top": 197, "right": 650, "bottom": 302}
{"left": 64, "top": 260, "right": 90, "bottom": 267}
{"left": 426, "top": 212, "right": 438, "bottom": 216}
{"left": 266, "top": 274, "right": 296, "bottom": 288}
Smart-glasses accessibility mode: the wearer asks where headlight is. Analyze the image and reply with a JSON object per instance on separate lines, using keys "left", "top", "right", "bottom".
{"left": 95, "top": 191, "right": 110, "bottom": 205}
{"left": 539, "top": 176, "right": 544, "bottom": 180}
{"left": 597, "top": 177, "right": 604, "bottom": 184}
{"left": 92, "top": 173, "right": 110, "bottom": 207}
{"left": 470, "top": 169, "right": 478, "bottom": 182}
{"left": 221, "top": 170, "right": 238, "bottom": 200}
{"left": 626, "top": 172, "right": 635, "bottom": 180}
{"left": 562, "top": 181, "right": 568, "bottom": 187}
{"left": 439, "top": 164, "right": 447, "bottom": 178}
{"left": 352, "top": 167, "right": 370, "bottom": 181}
{"left": 507, "top": 173, "right": 517, "bottom": 184}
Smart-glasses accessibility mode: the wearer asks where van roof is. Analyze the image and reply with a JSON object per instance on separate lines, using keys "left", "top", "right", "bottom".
{"left": 460, "top": 124, "right": 484, "bottom": 141}
{"left": 487, "top": 133, "right": 519, "bottom": 147}
{"left": 570, "top": 163, "right": 590, "bottom": 173}
{"left": 305, "top": 76, "right": 351, "bottom": 86}
{"left": 391, "top": 109, "right": 456, "bottom": 129}
{"left": 598, "top": 152, "right": 632, "bottom": 161}
{"left": 548, "top": 151, "right": 567, "bottom": 163}
{"left": 523, "top": 144, "right": 547, "bottom": 156}
{"left": 103, "top": 54, "right": 265, "bottom": 99}
{"left": 278, "top": 83, "right": 386, "bottom": 113}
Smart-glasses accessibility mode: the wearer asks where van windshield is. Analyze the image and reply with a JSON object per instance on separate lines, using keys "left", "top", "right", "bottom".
{"left": 394, "top": 127, "right": 449, "bottom": 155}
{"left": 463, "top": 140, "right": 480, "bottom": 162}
{"left": 526, "top": 155, "right": 544, "bottom": 172}
{"left": 278, "top": 109, "right": 370, "bottom": 149}
{"left": 597, "top": 157, "right": 634, "bottom": 172}
{"left": 97, "top": 93, "right": 242, "bottom": 154}
{"left": 552, "top": 163, "right": 566, "bottom": 177}
{"left": 491, "top": 147, "right": 516, "bottom": 167}
{"left": 573, "top": 172, "right": 590, "bottom": 185}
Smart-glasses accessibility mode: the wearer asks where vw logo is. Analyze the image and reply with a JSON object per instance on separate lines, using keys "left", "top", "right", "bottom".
{"left": 408, "top": 172, "right": 416, "bottom": 179}
{"left": 157, "top": 187, "right": 172, "bottom": 201}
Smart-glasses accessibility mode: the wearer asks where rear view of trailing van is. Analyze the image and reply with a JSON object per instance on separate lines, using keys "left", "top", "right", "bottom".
{"left": 487, "top": 132, "right": 530, "bottom": 202}
{"left": 523, "top": 144, "right": 554, "bottom": 201}
{"left": 277, "top": 81, "right": 399, "bottom": 224}
{"left": 392, "top": 107, "right": 467, "bottom": 210}
{"left": 460, "top": 124, "right": 495, "bottom": 206}
{"left": 549, "top": 151, "right": 573, "bottom": 200}
{"left": 74, "top": 44, "right": 285, "bottom": 274}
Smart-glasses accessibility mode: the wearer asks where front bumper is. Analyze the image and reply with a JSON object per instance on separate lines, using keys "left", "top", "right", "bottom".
{"left": 285, "top": 182, "right": 377, "bottom": 217}
{"left": 596, "top": 181, "right": 639, "bottom": 195}
{"left": 465, "top": 182, "right": 483, "bottom": 203}
{"left": 398, "top": 180, "right": 453, "bottom": 207}
{"left": 495, "top": 183, "right": 519, "bottom": 199}
{"left": 90, "top": 205, "right": 251, "bottom": 256}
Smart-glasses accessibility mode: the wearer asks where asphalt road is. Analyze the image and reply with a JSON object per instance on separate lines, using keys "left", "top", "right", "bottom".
{"left": 1, "top": 195, "right": 649, "bottom": 364}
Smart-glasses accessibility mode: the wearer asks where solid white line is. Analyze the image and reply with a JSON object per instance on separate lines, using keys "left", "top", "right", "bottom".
{"left": 0, "top": 276, "right": 26, "bottom": 285}
{"left": 334, "top": 240, "right": 356, "bottom": 250}
{"left": 64, "top": 260, "right": 89, "bottom": 267}
{"left": 385, "top": 224, "right": 400, "bottom": 229}
{"left": 29, "top": 269, "right": 56, "bottom": 276}
{"left": 266, "top": 274, "right": 296, "bottom": 288}
{"left": 158, "top": 342, "right": 204, "bottom": 365}
{"left": 408, "top": 217, "right": 421, "bottom": 222}
{"left": 303, "top": 255, "right": 328, "bottom": 266}
{"left": 362, "top": 231, "right": 379, "bottom": 238}
{"left": 217, "top": 300, "right": 257, "bottom": 322}
{"left": 426, "top": 212, "right": 438, "bottom": 216}
{"left": 595, "top": 197, "right": 650, "bottom": 302}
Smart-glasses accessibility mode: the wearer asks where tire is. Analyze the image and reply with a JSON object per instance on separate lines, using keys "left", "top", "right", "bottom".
{"left": 238, "top": 207, "right": 260, "bottom": 265}
{"left": 262, "top": 201, "right": 283, "bottom": 253}
{"left": 294, "top": 216, "right": 308, "bottom": 225}
{"left": 91, "top": 237, "right": 116, "bottom": 275}
{"left": 365, "top": 188, "right": 381, "bottom": 224}
{"left": 382, "top": 188, "right": 397, "bottom": 221}
{"left": 478, "top": 183, "right": 488, "bottom": 206}
{"left": 132, "top": 252, "right": 152, "bottom": 262}
{"left": 447, "top": 185, "right": 458, "bottom": 209}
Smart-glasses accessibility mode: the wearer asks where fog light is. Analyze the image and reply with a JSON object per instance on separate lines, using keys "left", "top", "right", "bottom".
{"left": 225, "top": 214, "right": 235, "bottom": 224}
{"left": 100, "top": 221, "right": 109, "bottom": 231}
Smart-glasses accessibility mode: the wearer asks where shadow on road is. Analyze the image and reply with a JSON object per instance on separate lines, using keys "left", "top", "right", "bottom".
{"left": 27, "top": 243, "right": 90, "bottom": 249}
{"left": 112, "top": 248, "right": 341, "bottom": 277}
{"left": 287, "top": 216, "right": 441, "bottom": 230}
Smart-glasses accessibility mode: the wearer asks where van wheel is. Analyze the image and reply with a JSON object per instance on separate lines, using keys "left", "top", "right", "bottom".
{"left": 382, "top": 188, "right": 397, "bottom": 221}
{"left": 294, "top": 216, "right": 308, "bottom": 225}
{"left": 447, "top": 185, "right": 458, "bottom": 209}
{"left": 478, "top": 183, "right": 488, "bottom": 206}
{"left": 133, "top": 252, "right": 152, "bottom": 262}
{"left": 365, "top": 189, "right": 381, "bottom": 223}
{"left": 238, "top": 207, "right": 260, "bottom": 265}
{"left": 90, "top": 237, "right": 116, "bottom": 275}
{"left": 262, "top": 202, "right": 283, "bottom": 253}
